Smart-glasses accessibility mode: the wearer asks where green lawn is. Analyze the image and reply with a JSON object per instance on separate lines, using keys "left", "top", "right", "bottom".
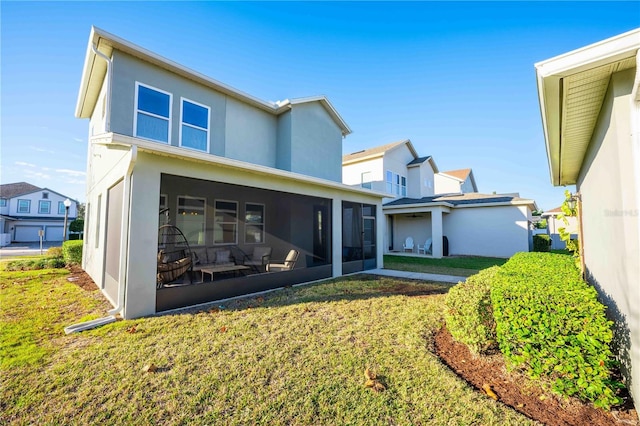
{"left": 1, "top": 267, "right": 533, "bottom": 425}
{"left": 384, "top": 254, "right": 508, "bottom": 277}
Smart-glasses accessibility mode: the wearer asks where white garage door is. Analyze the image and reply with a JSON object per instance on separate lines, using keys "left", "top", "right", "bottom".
{"left": 14, "top": 226, "right": 42, "bottom": 242}
{"left": 45, "top": 226, "right": 64, "bottom": 242}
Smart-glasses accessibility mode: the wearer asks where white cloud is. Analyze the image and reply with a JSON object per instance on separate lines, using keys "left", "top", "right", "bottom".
{"left": 15, "top": 161, "right": 36, "bottom": 167}
{"left": 55, "top": 168, "right": 86, "bottom": 177}
{"left": 73, "top": 137, "right": 83, "bottom": 143}
{"left": 28, "top": 145, "right": 55, "bottom": 154}
{"left": 24, "top": 170, "right": 51, "bottom": 180}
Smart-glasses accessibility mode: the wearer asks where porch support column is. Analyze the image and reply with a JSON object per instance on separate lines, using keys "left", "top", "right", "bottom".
{"left": 376, "top": 204, "right": 384, "bottom": 268}
{"left": 431, "top": 208, "right": 444, "bottom": 258}
{"left": 332, "top": 198, "right": 342, "bottom": 277}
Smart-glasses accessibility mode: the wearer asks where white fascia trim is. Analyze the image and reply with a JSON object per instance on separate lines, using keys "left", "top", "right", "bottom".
{"left": 438, "top": 172, "right": 465, "bottom": 183}
{"left": 275, "top": 96, "right": 352, "bottom": 136}
{"left": 92, "top": 133, "right": 387, "bottom": 199}
{"left": 382, "top": 204, "right": 452, "bottom": 215}
{"left": 451, "top": 200, "right": 536, "bottom": 209}
{"left": 383, "top": 202, "right": 454, "bottom": 210}
{"left": 534, "top": 28, "right": 640, "bottom": 78}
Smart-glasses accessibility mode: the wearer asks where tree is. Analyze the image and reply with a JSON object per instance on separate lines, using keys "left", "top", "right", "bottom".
{"left": 69, "top": 219, "right": 84, "bottom": 234}
{"left": 77, "top": 203, "right": 86, "bottom": 220}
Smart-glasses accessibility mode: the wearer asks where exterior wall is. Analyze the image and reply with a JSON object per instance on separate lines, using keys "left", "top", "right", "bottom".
{"left": 3, "top": 190, "right": 77, "bottom": 219}
{"left": 545, "top": 214, "right": 579, "bottom": 250}
{"left": 460, "top": 176, "right": 475, "bottom": 193}
{"left": 576, "top": 67, "right": 640, "bottom": 403}
{"left": 434, "top": 173, "right": 461, "bottom": 194}
{"left": 276, "top": 110, "right": 292, "bottom": 172}
{"left": 418, "top": 162, "right": 436, "bottom": 198}
{"left": 342, "top": 157, "right": 385, "bottom": 193}
{"left": 442, "top": 205, "right": 531, "bottom": 258}
{"left": 288, "top": 102, "right": 343, "bottom": 182}
{"left": 225, "top": 97, "right": 277, "bottom": 167}
{"left": 119, "top": 150, "right": 382, "bottom": 319}
{"left": 109, "top": 50, "right": 276, "bottom": 166}
{"left": 89, "top": 72, "right": 108, "bottom": 137}
{"left": 407, "top": 167, "right": 421, "bottom": 199}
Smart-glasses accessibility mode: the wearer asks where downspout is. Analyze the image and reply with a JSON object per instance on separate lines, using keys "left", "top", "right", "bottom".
{"left": 108, "top": 145, "right": 137, "bottom": 317}
{"left": 91, "top": 43, "right": 112, "bottom": 133}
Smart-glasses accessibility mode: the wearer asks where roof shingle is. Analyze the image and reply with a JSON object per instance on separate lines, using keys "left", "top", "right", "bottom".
{"left": 0, "top": 182, "right": 42, "bottom": 199}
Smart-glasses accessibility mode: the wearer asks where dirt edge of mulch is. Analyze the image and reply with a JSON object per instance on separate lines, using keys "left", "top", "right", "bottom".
{"left": 434, "top": 325, "right": 638, "bottom": 426}
{"left": 67, "top": 265, "right": 100, "bottom": 291}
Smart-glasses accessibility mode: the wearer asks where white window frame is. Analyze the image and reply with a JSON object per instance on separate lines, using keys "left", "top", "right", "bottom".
{"left": 38, "top": 200, "right": 51, "bottom": 214}
{"left": 214, "top": 199, "right": 238, "bottom": 245}
{"left": 133, "top": 81, "right": 172, "bottom": 144}
{"left": 58, "top": 201, "right": 66, "bottom": 215}
{"left": 176, "top": 195, "right": 207, "bottom": 247}
{"left": 179, "top": 97, "right": 210, "bottom": 152}
{"left": 17, "top": 199, "right": 30, "bottom": 213}
{"left": 244, "top": 202, "right": 265, "bottom": 244}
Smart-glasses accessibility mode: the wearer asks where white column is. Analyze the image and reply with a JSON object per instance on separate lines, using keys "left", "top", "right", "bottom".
{"left": 431, "top": 208, "right": 443, "bottom": 258}
{"left": 376, "top": 204, "right": 385, "bottom": 268}
{"left": 332, "top": 198, "right": 342, "bottom": 277}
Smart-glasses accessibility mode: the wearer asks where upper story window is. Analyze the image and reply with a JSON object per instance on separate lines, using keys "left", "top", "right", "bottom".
{"left": 17, "top": 199, "right": 30, "bottom": 213}
{"left": 385, "top": 171, "right": 406, "bottom": 197}
{"left": 180, "top": 98, "right": 210, "bottom": 152}
{"left": 134, "top": 82, "right": 172, "bottom": 143}
{"left": 0, "top": 198, "right": 6, "bottom": 207}
{"left": 42, "top": 192, "right": 49, "bottom": 199}
{"left": 361, "top": 172, "right": 372, "bottom": 189}
{"left": 39, "top": 200, "right": 51, "bottom": 214}
{"left": 58, "top": 201, "right": 66, "bottom": 215}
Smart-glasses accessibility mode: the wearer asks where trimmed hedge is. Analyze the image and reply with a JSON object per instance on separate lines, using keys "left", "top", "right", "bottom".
{"left": 62, "top": 240, "right": 83, "bottom": 265}
{"left": 533, "top": 234, "right": 551, "bottom": 252}
{"left": 445, "top": 266, "right": 499, "bottom": 354}
{"left": 491, "top": 252, "right": 622, "bottom": 409}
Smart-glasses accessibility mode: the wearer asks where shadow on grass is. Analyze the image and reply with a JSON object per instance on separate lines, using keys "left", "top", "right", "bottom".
{"left": 172, "top": 274, "right": 454, "bottom": 315}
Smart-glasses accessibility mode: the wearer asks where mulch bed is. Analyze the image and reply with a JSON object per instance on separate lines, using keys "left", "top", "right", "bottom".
{"left": 66, "top": 265, "right": 100, "bottom": 291}
{"left": 434, "top": 325, "right": 638, "bottom": 426}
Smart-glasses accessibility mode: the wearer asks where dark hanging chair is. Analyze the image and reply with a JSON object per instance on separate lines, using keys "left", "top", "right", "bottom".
{"left": 157, "top": 224, "right": 193, "bottom": 288}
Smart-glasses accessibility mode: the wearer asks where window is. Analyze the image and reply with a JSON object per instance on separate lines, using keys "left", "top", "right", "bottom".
{"left": 134, "top": 82, "right": 172, "bottom": 143}
{"left": 180, "top": 98, "right": 210, "bottom": 152}
{"left": 17, "top": 199, "right": 30, "bottom": 213}
{"left": 58, "top": 201, "right": 66, "bottom": 215}
{"left": 361, "top": 172, "right": 372, "bottom": 189}
{"left": 0, "top": 198, "right": 6, "bottom": 207}
{"left": 38, "top": 200, "right": 51, "bottom": 214}
{"left": 42, "top": 192, "right": 49, "bottom": 199}
{"left": 176, "top": 196, "right": 206, "bottom": 246}
{"left": 385, "top": 171, "right": 406, "bottom": 196}
{"left": 214, "top": 200, "right": 238, "bottom": 244}
{"left": 245, "top": 203, "right": 264, "bottom": 244}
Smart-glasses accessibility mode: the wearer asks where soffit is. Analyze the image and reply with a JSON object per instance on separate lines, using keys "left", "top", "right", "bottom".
{"left": 559, "top": 56, "right": 637, "bottom": 184}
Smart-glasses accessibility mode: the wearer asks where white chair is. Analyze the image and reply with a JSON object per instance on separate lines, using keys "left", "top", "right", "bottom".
{"left": 266, "top": 249, "right": 299, "bottom": 272}
{"left": 403, "top": 237, "right": 414, "bottom": 252}
{"left": 418, "top": 238, "right": 432, "bottom": 255}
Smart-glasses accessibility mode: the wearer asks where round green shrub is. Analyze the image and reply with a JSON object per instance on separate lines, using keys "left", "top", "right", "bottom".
{"left": 445, "top": 266, "right": 500, "bottom": 354}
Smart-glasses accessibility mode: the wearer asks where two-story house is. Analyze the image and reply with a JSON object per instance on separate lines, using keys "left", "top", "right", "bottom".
{"left": 75, "top": 27, "right": 385, "bottom": 319}
{"left": 0, "top": 182, "right": 78, "bottom": 246}
{"left": 343, "top": 139, "right": 536, "bottom": 258}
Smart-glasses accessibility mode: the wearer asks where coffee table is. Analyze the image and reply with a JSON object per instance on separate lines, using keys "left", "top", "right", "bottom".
{"left": 200, "top": 265, "right": 250, "bottom": 282}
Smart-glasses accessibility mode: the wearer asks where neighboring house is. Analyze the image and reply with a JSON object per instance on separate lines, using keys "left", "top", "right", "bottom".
{"left": 75, "top": 27, "right": 385, "bottom": 319}
{"left": 541, "top": 207, "right": 579, "bottom": 250}
{"left": 0, "top": 182, "right": 78, "bottom": 246}
{"left": 343, "top": 140, "right": 536, "bottom": 258}
{"left": 434, "top": 168, "right": 478, "bottom": 195}
{"left": 536, "top": 29, "right": 640, "bottom": 409}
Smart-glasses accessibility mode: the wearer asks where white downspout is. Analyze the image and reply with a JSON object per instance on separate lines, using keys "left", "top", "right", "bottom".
{"left": 108, "top": 145, "right": 137, "bottom": 317}
{"left": 91, "top": 44, "right": 112, "bottom": 133}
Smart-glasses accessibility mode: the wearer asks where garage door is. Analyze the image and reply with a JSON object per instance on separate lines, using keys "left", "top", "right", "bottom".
{"left": 45, "top": 226, "right": 64, "bottom": 242}
{"left": 14, "top": 226, "right": 42, "bottom": 242}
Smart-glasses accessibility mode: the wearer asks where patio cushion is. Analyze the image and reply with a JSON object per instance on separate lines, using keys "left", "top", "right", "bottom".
{"left": 192, "top": 248, "right": 208, "bottom": 265}
{"left": 215, "top": 250, "right": 231, "bottom": 264}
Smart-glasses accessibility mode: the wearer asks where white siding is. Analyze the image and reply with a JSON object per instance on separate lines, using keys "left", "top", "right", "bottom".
{"left": 342, "top": 158, "right": 385, "bottom": 192}
{"left": 435, "top": 173, "right": 461, "bottom": 194}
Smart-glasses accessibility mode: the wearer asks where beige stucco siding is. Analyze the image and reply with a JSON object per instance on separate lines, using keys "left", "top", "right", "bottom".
{"left": 442, "top": 205, "right": 531, "bottom": 258}
{"left": 576, "top": 67, "right": 640, "bottom": 401}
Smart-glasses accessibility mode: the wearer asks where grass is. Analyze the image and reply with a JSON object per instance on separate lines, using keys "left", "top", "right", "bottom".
{"left": 384, "top": 254, "right": 508, "bottom": 277}
{"left": 1, "top": 267, "right": 534, "bottom": 425}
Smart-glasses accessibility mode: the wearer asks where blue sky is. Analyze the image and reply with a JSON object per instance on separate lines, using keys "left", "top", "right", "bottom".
{"left": 1, "top": 2, "right": 639, "bottom": 209}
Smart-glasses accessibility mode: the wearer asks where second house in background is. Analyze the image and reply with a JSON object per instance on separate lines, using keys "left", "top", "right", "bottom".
{"left": 343, "top": 139, "right": 537, "bottom": 258}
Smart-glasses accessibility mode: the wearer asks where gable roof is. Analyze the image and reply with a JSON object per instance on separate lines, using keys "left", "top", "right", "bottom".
{"left": 535, "top": 28, "right": 640, "bottom": 186}
{"left": 76, "top": 26, "right": 351, "bottom": 136}
{"left": 441, "top": 168, "right": 471, "bottom": 181}
{"left": 384, "top": 192, "right": 536, "bottom": 209}
{"left": 342, "top": 139, "right": 418, "bottom": 165}
{"left": 541, "top": 206, "right": 564, "bottom": 216}
{"left": 0, "top": 182, "right": 41, "bottom": 199}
